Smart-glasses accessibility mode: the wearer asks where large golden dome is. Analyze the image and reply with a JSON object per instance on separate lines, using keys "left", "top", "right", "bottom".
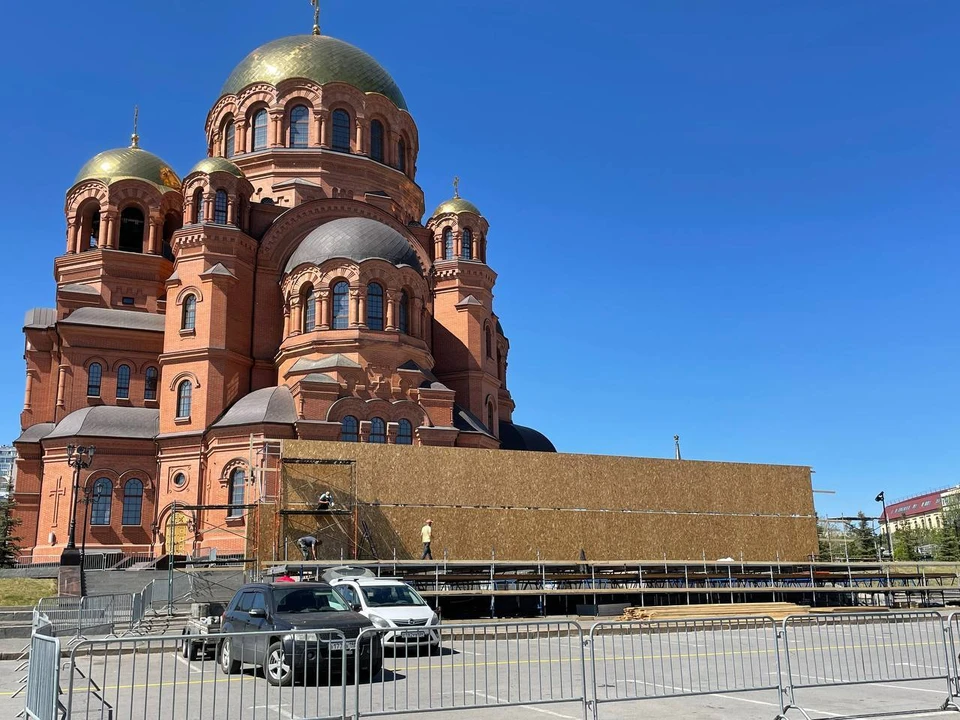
{"left": 74, "top": 147, "right": 181, "bottom": 192}
{"left": 220, "top": 35, "right": 407, "bottom": 110}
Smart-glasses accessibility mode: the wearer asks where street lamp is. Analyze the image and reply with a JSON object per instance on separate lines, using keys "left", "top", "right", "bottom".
{"left": 62, "top": 444, "right": 95, "bottom": 566}
{"left": 875, "top": 491, "right": 895, "bottom": 560}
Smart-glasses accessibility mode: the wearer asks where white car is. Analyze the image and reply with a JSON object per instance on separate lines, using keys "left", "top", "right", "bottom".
{"left": 330, "top": 576, "right": 440, "bottom": 649}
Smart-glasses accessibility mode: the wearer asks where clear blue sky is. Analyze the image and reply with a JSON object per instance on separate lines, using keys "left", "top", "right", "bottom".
{"left": 0, "top": 1, "right": 957, "bottom": 519}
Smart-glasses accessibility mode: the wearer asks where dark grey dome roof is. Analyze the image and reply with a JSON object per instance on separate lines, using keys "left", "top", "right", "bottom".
{"left": 285, "top": 217, "right": 422, "bottom": 275}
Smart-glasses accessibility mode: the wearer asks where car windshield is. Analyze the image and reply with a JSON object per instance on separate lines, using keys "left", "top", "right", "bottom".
{"left": 275, "top": 587, "right": 350, "bottom": 613}
{"left": 360, "top": 584, "right": 427, "bottom": 608}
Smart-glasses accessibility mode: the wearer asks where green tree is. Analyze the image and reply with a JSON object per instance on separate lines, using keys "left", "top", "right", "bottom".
{"left": 937, "top": 498, "right": 960, "bottom": 561}
{"left": 849, "top": 512, "right": 879, "bottom": 560}
{"left": 0, "top": 499, "right": 21, "bottom": 568}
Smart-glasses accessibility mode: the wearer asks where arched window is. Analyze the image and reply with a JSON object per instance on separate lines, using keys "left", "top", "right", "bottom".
{"left": 497, "top": 349, "right": 504, "bottom": 381}
{"left": 162, "top": 214, "right": 179, "bottom": 260}
{"left": 193, "top": 188, "right": 204, "bottom": 223}
{"left": 303, "top": 286, "right": 316, "bottom": 332}
{"left": 252, "top": 109, "right": 268, "bottom": 151}
{"left": 90, "top": 478, "right": 113, "bottom": 526}
{"left": 332, "top": 281, "right": 350, "bottom": 329}
{"left": 81, "top": 204, "right": 100, "bottom": 249}
{"left": 228, "top": 468, "right": 245, "bottom": 517}
{"left": 341, "top": 415, "right": 359, "bottom": 442}
{"left": 398, "top": 291, "right": 410, "bottom": 334}
{"left": 487, "top": 403, "right": 496, "bottom": 435}
{"left": 122, "top": 479, "right": 143, "bottom": 526}
{"left": 290, "top": 105, "right": 309, "bottom": 148}
{"left": 369, "top": 417, "right": 386, "bottom": 444}
{"left": 116, "top": 364, "right": 131, "bottom": 400}
{"left": 397, "top": 139, "right": 406, "bottom": 172}
{"left": 181, "top": 294, "right": 196, "bottom": 331}
{"left": 370, "top": 120, "right": 384, "bottom": 162}
{"left": 462, "top": 229, "right": 473, "bottom": 260}
{"left": 144, "top": 367, "right": 158, "bottom": 401}
{"left": 332, "top": 109, "right": 351, "bottom": 151}
{"left": 224, "top": 120, "right": 236, "bottom": 158}
{"left": 443, "top": 228, "right": 454, "bottom": 260}
{"left": 87, "top": 362, "right": 102, "bottom": 397}
{"left": 118, "top": 207, "right": 145, "bottom": 253}
{"left": 366, "top": 283, "right": 384, "bottom": 330}
{"left": 214, "top": 190, "right": 228, "bottom": 224}
{"left": 397, "top": 419, "right": 413, "bottom": 445}
{"left": 485, "top": 324, "right": 493, "bottom": 358}
{"left": 176, "top": 380, "right": 192, "bottom": 418}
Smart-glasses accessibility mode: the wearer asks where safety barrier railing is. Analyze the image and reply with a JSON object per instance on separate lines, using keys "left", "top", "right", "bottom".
{"left": 35, "top": 591, "right": 138, "bottom": 641}
{"left": 779, "top": 611, "right": 958, "bottom": 718}
{"left": 589, "top": 616, "right": 782, "bottom": 719}
{"left": 353, "top": 620, "right": 588, "bottom": 719}
{"left": 63, "top": 628, "right": 349, "bottom": 720}
{"left": 24, "top": 631, "right": 60, "bottom": 720}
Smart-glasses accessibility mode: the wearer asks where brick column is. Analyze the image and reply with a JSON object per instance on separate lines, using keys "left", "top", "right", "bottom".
{"left": 319, "top": 289, "right": 330, "bottom": 330}
{"left": 385, "top": 291, "right": 398, "bottom": 331}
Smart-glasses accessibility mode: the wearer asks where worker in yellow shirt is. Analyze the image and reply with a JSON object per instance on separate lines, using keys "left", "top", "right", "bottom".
{"left": 420, "top": 519, "right": 433, "bottom": 560}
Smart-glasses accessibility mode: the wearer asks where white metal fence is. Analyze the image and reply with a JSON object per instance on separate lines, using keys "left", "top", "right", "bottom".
{"left": 34, "top": 587, "right": 152, "bottom": 642}
{"left": 27, "top": 610, "right": 960, "bottom": 720}
{"left": 24, "top": 630, "right": 60, "bottom": 720}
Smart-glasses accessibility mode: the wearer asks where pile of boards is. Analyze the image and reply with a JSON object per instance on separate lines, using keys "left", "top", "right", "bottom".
{"left": 619, "top": 601, "right": 809, "bottom": 622}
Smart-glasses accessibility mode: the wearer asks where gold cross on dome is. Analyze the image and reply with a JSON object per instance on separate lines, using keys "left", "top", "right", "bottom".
{"left": 130, "top": 105, "right": 140, "bottom": 148}
{"left": 453, "top": 176, "right": 460, "bottom": 198}
{"left": 310, "top": 0, "right": 321, "bottom": 35}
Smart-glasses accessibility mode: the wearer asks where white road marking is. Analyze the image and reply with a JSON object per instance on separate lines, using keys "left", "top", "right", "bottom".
{"left": 249, "top": 706, "right": 293, "bottom": 719}
{"left": 175, "top": 655, "right": 203, "bottom": 674}
{"left": 466, "top": 690, "right": 578, "bottom": 719}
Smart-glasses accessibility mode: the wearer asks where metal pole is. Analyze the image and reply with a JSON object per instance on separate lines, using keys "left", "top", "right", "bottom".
{"left": 65, "top": 461, "right": 81, "bottom": 551}
{"left": 880, "top": 496, "right": 894, "bottom": 559}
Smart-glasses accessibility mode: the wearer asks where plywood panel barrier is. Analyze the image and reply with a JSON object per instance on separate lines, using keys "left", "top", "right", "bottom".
{"left": 264, "top": 441, "right": 816, "bottom": 562}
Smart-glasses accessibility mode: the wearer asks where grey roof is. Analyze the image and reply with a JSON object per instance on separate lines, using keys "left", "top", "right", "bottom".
{"left": 59, "top": 283, "right": 99, "bottom": 295}
{"left": 499, "top": 421, "right": 556, "bottom": 453}
{"left": 15, "top": 423, "right": 56, "bottom": 444}
{"left": 167, "top": 270, "right": 181, "bottom": 283}
{"left": 284, "top": 217, "right": 422, "bottom": 275}
{"left": 456, "top": 295, "right": 484, "bottom": 309}
{"left": 60, "top": 307, "right": 165, "bottom": 333}
{"left": 453, "top": 405, "right": 491, "bottom": 436}
{"left": 213, "top": 386, "right": 297, "bottom": 428}
{"left": 420, "top": 380, "right": 451, "bottom": 390}
{"left": 24, "top": 308, "right": 56, "bottom": 329}
{"left": 290, "top": 354, "right": 362, "bottom": 373}
{"left": 201, "top": 263, "right": 236, "bottom": 279}
{"left": 47, "top": 406, "right": 159, "bottom": 440}
{"left": 300, "top": 372, "right": 339, "bottom": 384}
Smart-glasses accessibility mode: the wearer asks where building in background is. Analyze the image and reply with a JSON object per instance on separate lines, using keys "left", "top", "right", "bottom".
{"left": 879, "top": 488, "right": 960, "bottom": 534}
{"left": 0, "top": 446, "right": 16, "bottom": 500}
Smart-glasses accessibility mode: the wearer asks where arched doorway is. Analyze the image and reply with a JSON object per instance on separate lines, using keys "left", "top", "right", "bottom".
{"left": 165, "top": 511, "right": 190, "bottom": 555}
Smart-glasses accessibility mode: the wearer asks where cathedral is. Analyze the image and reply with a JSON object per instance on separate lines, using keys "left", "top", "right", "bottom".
{"left": 13, "top": 26, "right": 555, "bottom": 561}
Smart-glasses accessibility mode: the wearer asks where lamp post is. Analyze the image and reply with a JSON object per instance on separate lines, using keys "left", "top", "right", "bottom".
{"left": 62, "top": 444, "right": 95, "bottom": 566}
{"left": 876, "top": 491, "right": 894, "bottom": 560}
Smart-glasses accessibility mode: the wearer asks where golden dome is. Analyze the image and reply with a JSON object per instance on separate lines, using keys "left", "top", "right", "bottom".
{"left": 221, "top": 34, "right": 407, "bottom": 110}
{"left": 432, "top": 197, "right": 482, "bottom": 217}
{"left": 188, "top": 156, "right": 245, "bottom": 178}
{"left": 74, "top": 147, "right": 181, "bottom": 193}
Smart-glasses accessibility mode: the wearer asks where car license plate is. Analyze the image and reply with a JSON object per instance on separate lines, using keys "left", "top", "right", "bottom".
{"left": 329, "top": 641, "right": 354, "bottom": 653}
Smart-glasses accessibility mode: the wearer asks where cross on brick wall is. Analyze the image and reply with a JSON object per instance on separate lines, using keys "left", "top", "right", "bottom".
{"left": 48, "top": 476, "right": 65, "bottom": 527}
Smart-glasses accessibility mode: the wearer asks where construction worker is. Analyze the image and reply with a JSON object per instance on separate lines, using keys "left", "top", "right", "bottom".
{"left": 420, "top": 519, "right": 433, "bottom": 560}
{"left": 317, "top": 491, "right": 334, "bottom": 511}
{"left": 297, "top": 534, "right": 320, "bottom": 561}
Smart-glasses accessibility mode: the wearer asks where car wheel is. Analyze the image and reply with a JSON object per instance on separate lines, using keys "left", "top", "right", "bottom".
{"left": 219, "top": 638, "right": 240, "bottom": 675}
{"left": 265, "top": 641, "right": 294, "bottom": 686}
{"left": 179, "top": 631, "right": 190, "bottom": 658}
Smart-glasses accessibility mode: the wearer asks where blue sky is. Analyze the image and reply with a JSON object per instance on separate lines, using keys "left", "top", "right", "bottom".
{"left": 0, "top": 1, "right": 957, "bottom": 519}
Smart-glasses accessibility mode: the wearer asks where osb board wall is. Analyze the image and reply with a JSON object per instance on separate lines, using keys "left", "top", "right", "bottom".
{"left": 279, "top": 441, "right": 817, "bottom": 562}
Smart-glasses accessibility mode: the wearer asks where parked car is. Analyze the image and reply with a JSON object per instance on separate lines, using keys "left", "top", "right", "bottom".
{"left": 218, "top": 582, "right": 382, "bottom": 685}
{"left": 329, "top": 575, "right": 440, "bottom": 649}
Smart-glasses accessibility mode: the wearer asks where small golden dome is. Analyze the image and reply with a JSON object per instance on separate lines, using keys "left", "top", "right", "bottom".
{"left": 188, "top": 157, "right": 245, "bottom": 178}
{"left": 221, "top": 34, "right": 407, "bottom": 110}
{"left": 432, "top": 197, "right": 482, "bottom": 217}
{"left": 74, "top": 147, "right": 181, "bottom": 192}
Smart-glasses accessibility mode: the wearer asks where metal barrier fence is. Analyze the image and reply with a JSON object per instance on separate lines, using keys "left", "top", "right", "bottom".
{"left": 780, "top": 611, "right": 958, "bottom": 718}
{"left": 589, "top": 616, "right": 782, "bottom": 718}
{"left": 353, "top": 621, "right": 587, "bottom": 719}
{"left": 63, "top": 629, "right": 349, "bottom": 720}
{"left": 24, "top": 631, "right": 60, "bottom": 720}
{"left": 28, "top": 610, "right": 960, "bottom": 720}
{"left": 35, "top": 591, "right": 138, "bottom": 640}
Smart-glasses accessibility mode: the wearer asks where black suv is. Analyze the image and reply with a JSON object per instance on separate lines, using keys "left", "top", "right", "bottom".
{"left": 219, "top": 582, "right": 382, "bottom": 685}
